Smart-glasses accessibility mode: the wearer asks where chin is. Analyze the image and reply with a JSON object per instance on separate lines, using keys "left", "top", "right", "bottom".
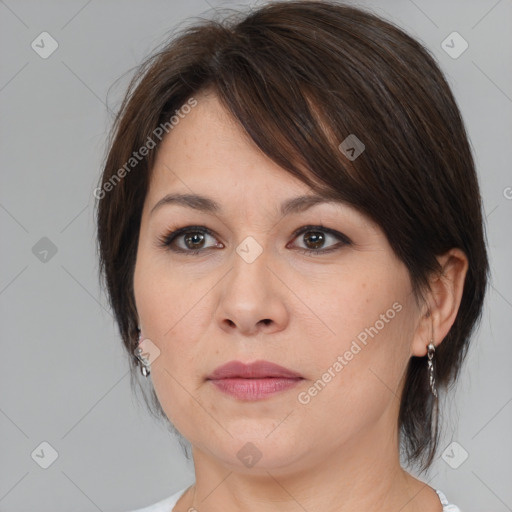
{"left": 209, "top": 429, "right": 309, "bottom": 472}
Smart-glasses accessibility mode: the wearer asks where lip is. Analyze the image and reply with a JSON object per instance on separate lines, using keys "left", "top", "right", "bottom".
{"left": 206, "top": 360, "right": 303, "bottom": 401}
{"left": 207, "top": 360, "right": 303, "bottom": 380}
{"left": 210, "top": 378, "right": 302, "bottom": 400}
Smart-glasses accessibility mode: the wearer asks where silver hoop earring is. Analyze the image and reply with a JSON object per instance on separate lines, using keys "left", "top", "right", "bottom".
{"left": 134, "top": 326, "right": 151, "bottom": 377}
{"left": 427, "top": 341, "right": 437, "bottom": 398}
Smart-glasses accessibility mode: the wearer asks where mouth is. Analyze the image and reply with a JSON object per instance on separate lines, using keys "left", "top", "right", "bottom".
{"left": 206, "top": 360, "right": 304, "bottom": 401}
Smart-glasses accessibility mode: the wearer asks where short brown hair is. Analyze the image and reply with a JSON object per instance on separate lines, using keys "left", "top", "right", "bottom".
{"left": 96, "top": 0, "right": 488, "bottom": 471}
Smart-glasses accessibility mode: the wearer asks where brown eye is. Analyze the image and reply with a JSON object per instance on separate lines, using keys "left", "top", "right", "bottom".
{"left": 290, "top": 225, "right": 352, "bottom": 255}
{"left": 303, "top": 230, "right": 326, "bottom": 250}
{"left": 183, "top": 231, "right": 207, "bottom": 249}
{"left": 158, "top": 226, "right": 222, "bottom": 254}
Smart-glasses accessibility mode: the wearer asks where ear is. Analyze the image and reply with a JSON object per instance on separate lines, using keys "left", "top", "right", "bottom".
{"left": 411, "top": 248, "right": 468, "bottom": 357}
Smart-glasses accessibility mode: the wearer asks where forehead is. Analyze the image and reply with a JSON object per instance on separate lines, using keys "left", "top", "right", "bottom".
{"left": 147, "top": 91, "right": 314, "bottom": 198}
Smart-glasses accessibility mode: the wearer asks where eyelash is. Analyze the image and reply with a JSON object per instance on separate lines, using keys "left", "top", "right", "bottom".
{"left": 156, "top": 224, "right": 352, "bottom": 257}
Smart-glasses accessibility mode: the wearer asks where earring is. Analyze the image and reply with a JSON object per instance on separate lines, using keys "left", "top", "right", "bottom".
{"left": 134, "top": 326, "right": 151, "bottom": 377}
{"left": 427, "top": 340, "right": 437, "bottom": 398}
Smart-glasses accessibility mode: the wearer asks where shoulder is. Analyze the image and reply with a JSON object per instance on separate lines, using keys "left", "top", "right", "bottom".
{"left": 127, "top": 486, "right": 189, "bottom": 512}
{"left": 435, "top": 489, "right": 462, "bottom": 512}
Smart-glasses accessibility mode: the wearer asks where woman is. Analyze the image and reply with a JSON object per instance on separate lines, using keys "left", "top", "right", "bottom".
{"left": 96, "top": 1, "right": 488, "bottom": 510}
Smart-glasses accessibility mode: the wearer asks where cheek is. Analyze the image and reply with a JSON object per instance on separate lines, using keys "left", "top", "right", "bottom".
{"left": 296, "top": 266, "right": 415, "bottom": 404}
{"left": 134, "top": 256, "right": 208, "bottom": 435}
{"left": 299, "top": 266, "right": 408, "bottom": 351}
{"left": 134, "top": 246, "right": 206, "bottom": 337}
{"left": 293, "top": 309, "right": 414, "bottom": 451}
{"left": 133, "top": 249, "right": 215, "bottom": 391}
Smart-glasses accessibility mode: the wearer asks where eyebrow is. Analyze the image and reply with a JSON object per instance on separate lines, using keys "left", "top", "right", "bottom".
{"left": 149, "top": 193, "right": 341, "bottom": 217}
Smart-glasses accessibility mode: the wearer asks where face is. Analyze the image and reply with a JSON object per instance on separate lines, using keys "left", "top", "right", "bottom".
{"left": 133, "top": 90, "right": 422, "bottom": 475}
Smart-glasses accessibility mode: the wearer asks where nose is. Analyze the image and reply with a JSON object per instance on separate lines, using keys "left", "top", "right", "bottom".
{"left": 215, "top": 245, "right": 289, "bottom": 337}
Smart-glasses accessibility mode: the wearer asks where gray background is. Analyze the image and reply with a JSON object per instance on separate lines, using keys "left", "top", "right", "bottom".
{"left": 1, "top": 0, "right": 511, "bottom": 510}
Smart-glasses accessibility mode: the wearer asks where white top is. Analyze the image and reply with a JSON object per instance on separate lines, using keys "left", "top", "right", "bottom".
{"left": 129, "top": 486, "right": 461, "bottom": 511}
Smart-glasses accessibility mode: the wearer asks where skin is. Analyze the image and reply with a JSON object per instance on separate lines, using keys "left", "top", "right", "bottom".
{"left": 133, "top": 89, "right": 468, "bottom": 512}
